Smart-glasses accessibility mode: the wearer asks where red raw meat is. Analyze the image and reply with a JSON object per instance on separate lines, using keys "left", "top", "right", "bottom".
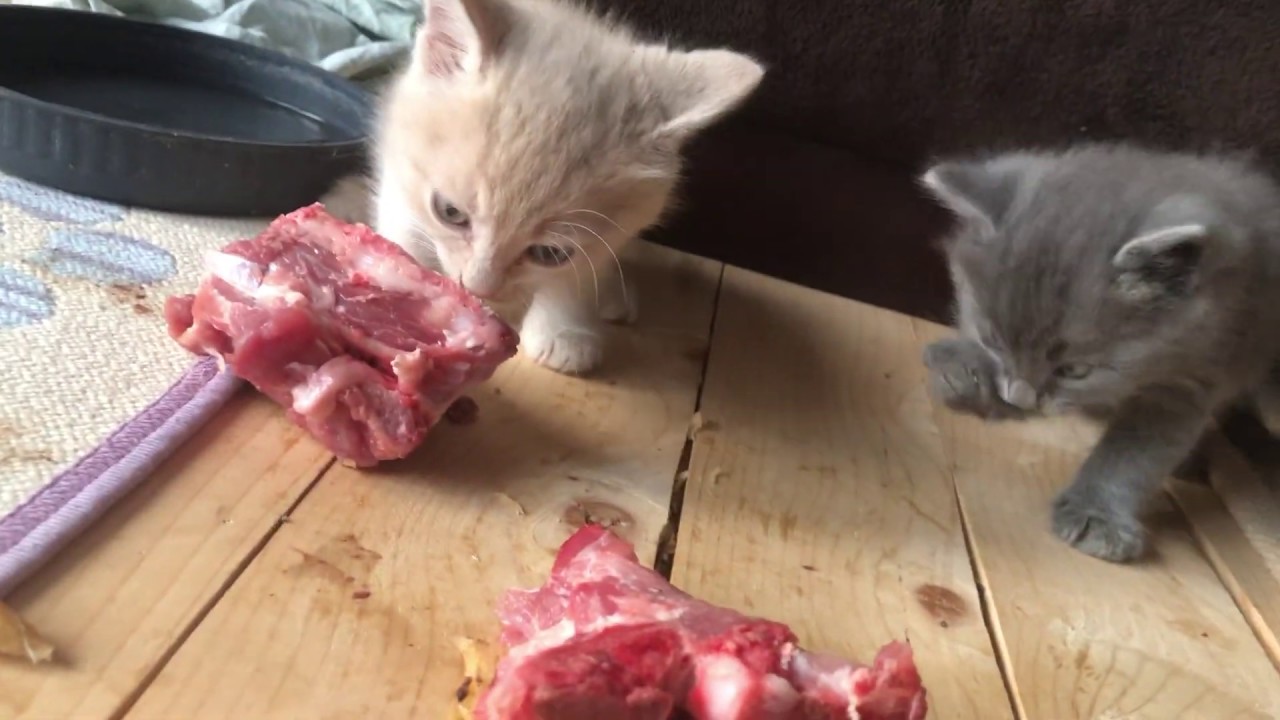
{"left": 165, "top": 204, "right": 518, "bottom": 467}
{"left": 476, "top": 525, "right": 928, "bottom": 720}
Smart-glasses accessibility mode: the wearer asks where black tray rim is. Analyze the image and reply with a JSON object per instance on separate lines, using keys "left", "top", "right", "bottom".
{"left": 0, "top": 5, "right": 378, "bottom": 152}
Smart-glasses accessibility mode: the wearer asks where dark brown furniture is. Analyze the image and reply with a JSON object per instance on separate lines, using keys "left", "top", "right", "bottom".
{"left": 592, "top": 0, "right": 1280, "bottom": 322}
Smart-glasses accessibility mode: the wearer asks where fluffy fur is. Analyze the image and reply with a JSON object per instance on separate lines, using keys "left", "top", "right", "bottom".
{"left": 372, "top": 0, "right": 763, "bottom": 374}
{"left": 920, "top": 142, "right": 1280, "bottom": 562}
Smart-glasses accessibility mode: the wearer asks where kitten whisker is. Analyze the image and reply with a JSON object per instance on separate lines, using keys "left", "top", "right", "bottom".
{"left": 568, "top": 208, "right": 625, "bottom": 234}
{"left": 401, "top": 220, "right": 441, "bottom": 255}
{"left": 549, "top": 230, "right": 599, "bottom": 306}
{"left": 568, "top": 259, "right": 586, "bottom": 301}
{"left": 552, "top": 240, "right": 586, "bottom": 301}
{"left": 557, "top": 221, "right": 628, "bottom": 312}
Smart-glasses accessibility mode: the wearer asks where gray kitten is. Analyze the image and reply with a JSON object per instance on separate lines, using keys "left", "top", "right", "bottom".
{"left": 919, "top": 142, "right": 1280, "bottom": 563}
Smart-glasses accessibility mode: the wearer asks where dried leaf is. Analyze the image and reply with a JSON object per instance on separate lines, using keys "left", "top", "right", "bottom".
{"left": 0, "top": 601, "right": 54, "bottom": 664}
{"left": 450, "top": 636, "right": 496, "bottom": 720}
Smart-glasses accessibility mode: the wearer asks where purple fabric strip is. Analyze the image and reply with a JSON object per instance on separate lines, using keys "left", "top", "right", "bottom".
{"left": 0, "top": 358, "right": 241, "bottom": 597}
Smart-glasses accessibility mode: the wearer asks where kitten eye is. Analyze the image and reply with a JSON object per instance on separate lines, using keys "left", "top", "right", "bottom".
{"left": 526, "top": 244, "right": 575, "bottom": 267}
{"left": 431, "top": 192, "right": 470, "bottom": 228}
{"left": 1054, "top": 363, "right": 1093, "bottom": 380}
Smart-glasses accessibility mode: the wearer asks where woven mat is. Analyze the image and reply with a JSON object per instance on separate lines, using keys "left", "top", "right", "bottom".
{"left": 0, "top": 176, "right": 268, "bottom": 595}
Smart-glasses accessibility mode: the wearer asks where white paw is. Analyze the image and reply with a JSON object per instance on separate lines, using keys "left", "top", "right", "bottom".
{"left": 522, "top": 327, "right": 603, "bottom": 375}
{"left": 598, "top": 280, "right": 638, "bottom": 325}
{"left": 599, "top": 292, "right": 638, "bottom": 325}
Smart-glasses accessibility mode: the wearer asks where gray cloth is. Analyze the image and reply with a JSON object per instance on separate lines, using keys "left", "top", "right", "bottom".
{"left": 13, "top": 0, "right": 421, "bottom": 80}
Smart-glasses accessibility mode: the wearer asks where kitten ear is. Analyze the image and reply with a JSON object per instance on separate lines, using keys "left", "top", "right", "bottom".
{"left": 920, "top": 155, "right": 1046, "bottom": 237}
{"left": 1112, "top": 195, "right": 1224, "bottom": 300}
{"left": 650, "top": 49, "right": 765, "bottom": 142}
{"left": 416, "top": 0, "right": 505, "bottom": 78}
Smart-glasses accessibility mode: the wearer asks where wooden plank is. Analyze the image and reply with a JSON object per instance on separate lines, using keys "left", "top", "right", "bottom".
{"left": 0, "top": 390, "right": 333, "bottom": 720}
{"left": 673, "top": 268, "right": 1014, "bottom": 719}
{"left": 919, "top": 317, "right": 1280, "bottom": 720}
{"left": 1202, "top": 433, "right": 1280, "bottom": 581}
{"left": 1169, "top": 436, "right": 1280, "bottom": 670}
{"left": 128, "top": 242, "right": 721, "bottom": 719}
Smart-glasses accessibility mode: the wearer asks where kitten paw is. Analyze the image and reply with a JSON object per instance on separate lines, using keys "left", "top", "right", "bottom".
{"left": 522, "top": 327, "right": 603, "bottom": 375}
{"left": 1051, "top": 490, "right": 1147, "bottom": 562}
{"left": 922, "top": 338, "right": 1023, "bottom": 420}
{"left": 599, "top": 282, "right": 638, "bottom": 325}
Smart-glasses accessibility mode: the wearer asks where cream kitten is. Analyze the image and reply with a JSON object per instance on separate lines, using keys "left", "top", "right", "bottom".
{"left": 372, "top": 0, "right": 764, "bottom": 374}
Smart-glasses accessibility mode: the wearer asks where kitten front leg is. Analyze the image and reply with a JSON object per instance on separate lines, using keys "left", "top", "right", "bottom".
{"left": 922, "top": 337, "right": 1026, "bottom": 420}
{"left": 521, "top": 277, "right": 604, "bottom": 375}
{"left": 597, "top": 267, "right": 638, "bottom": 325}
{"left": 1052, "top": 390, "right": 1210, "bottom": 562}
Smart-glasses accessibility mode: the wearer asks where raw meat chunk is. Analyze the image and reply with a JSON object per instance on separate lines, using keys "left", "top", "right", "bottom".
{"left": 475, "top": 525, "right": 928, "bottom": 720}
{"left": 165, "top": 204, "right": 518, "bottom": 466}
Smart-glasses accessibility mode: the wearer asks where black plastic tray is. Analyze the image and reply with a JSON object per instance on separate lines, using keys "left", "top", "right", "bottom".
{"left": 0, "top": 6, "right": 374, "bottom": 217}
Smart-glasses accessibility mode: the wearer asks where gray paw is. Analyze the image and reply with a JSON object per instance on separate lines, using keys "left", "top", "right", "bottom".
{"left": 1051, "top": 489, "right": 1147, "bottom": 562}
{"left": 922, "top": 338, "right": 1023, "bottom": 420}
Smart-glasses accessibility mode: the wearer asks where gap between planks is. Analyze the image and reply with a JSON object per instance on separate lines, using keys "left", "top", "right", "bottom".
{"left": 655, "top": 263, "right": 726, "bottom": 579}
{"left": 1, "top": 390, "right": 336, "bottom": 720}
{"left": 110, "top": 456, "right": 336, "bottom": 720}
{"left": 673, "top": 268, "right": 1015, "bottom": 719}
{"left": 905, "top": 315, "right": 1026, "bottom": 720}
{"left": 1168, "top": 433, "right": 1280, "bottom": 674}
{"left": 951, "top": 479, "right": 1028, "bottom": 720}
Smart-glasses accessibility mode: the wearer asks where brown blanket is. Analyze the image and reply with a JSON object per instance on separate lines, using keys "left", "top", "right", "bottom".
{"left": 590, "top": 0, "right": 1280, "bottom": 320}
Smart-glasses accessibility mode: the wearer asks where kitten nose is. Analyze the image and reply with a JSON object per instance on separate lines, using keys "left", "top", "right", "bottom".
{"left": 462, "top": 279, "right": 496, "bottom": 300}
{"left": 460, "top": 268, "right": 500, "bottom": 300}
{"left": 1000, "top": 379, "right": 1038, "bottom": 410}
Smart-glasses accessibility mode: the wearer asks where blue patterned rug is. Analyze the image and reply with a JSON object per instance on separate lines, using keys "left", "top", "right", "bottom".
{"left": 0, "top": 176, "right": 266, "bottom": 595}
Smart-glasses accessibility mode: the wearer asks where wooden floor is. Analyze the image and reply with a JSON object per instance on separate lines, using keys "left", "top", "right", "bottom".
{"left": 3, "top": 242, "right": 1279, "bottom": 719}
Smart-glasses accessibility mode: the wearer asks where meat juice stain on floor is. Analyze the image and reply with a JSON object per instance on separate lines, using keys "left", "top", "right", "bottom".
{"left": 288, "top": 534, "right": 383, "bottom": 589}
{"left": 914, "top": 583, "right": 967, "bottom": 629}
